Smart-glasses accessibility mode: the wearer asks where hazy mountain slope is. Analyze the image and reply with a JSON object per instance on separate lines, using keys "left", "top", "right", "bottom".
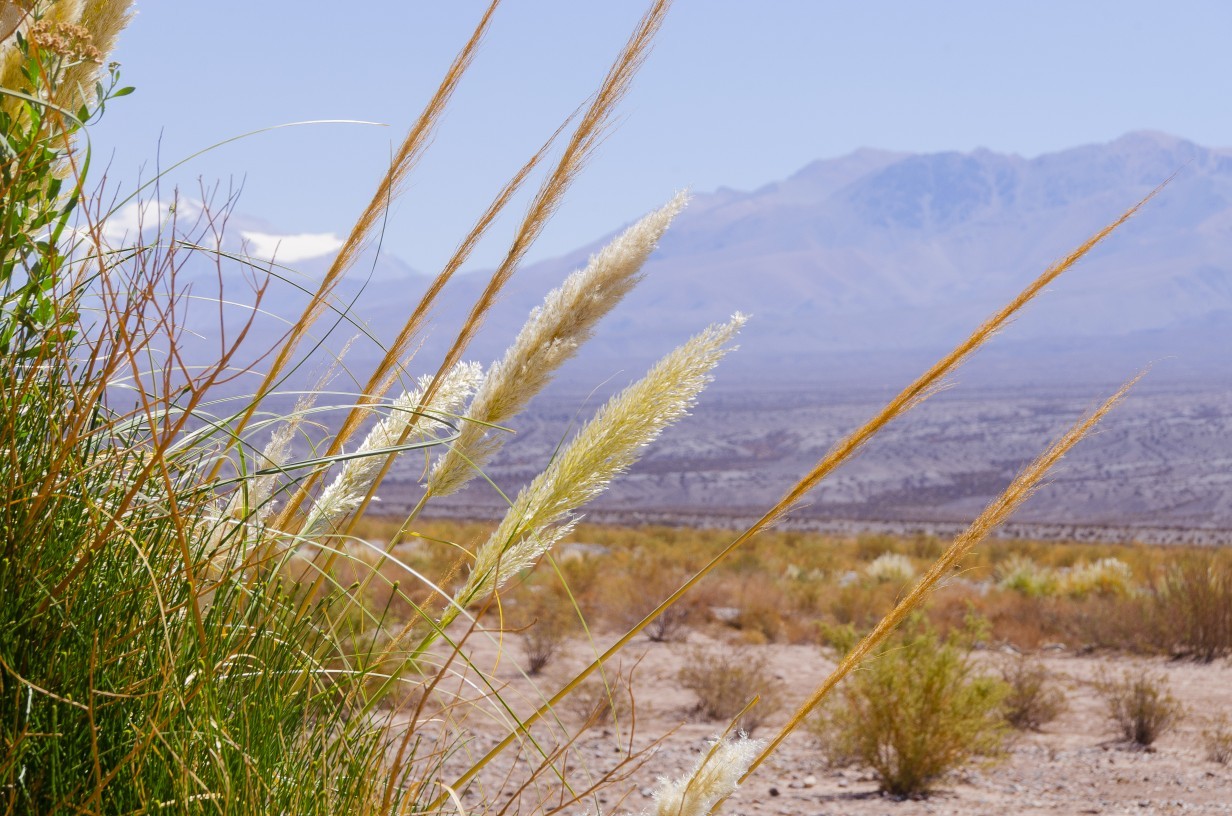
{"left": 157, "top": 130, "right": 1230, "bottom": 390}
{"left": 408, "top": 130, "right": 1231, "bottom": 382}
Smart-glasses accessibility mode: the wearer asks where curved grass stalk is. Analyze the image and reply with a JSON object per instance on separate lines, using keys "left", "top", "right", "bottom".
{"left": 365, "top": 313, "right": 744, "bottom": 715}
{"left": 737, "top": 372, "right": 1143, "bottom": 786}
{"left": 427, "top": 193, "right": 1156, "bottom": 807}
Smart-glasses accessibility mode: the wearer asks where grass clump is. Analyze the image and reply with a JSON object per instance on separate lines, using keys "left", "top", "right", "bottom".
{"left": 2, "top": 0, "right": 1165, "bottom": 809}
{"left": 1154, "top": 551, "right": 1232, "bottom": 662}
{"left": 999, "top": 655, "right": 1067, "bottom": 731}
{"left": 1203, "top": 714, "right": 1232, "bottom": 765}
{"left": 678, "top": 645, "right": 785, "bottom": 735}
{"left": 1098, "top": 669, "right": 1184, "bottom": 747}
{"left": 811, "top": 617, "right": 1009, "bottom": 797}
{"left": 865, "top": 551, "right": 917, "bottom": 584}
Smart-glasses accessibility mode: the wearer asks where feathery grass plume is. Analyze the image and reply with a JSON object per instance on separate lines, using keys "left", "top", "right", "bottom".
{"left": 744, "top": 372, "right": 1144, "bottom": 780}
{"left": 453, "top": 313, "right": 744, "bottom": 611}
{"left": 284, "top": 0, "right": 672, "bottom": 619}
{"left": 428, "top": 191, "right": 689, "bottom": 498}
{"left": 0, "top": 0, "right": 132, "bottom": 123}
{"left": 225, "top": 331, "right": 358, "bottom": 522}
{"left": 650, "top": 736, "right": 762, "bottom": 816}
{"left": 300, "top": 361, "right": 483, "bottom": 539}
{"left": 341, "top": 0, "right": 674, "bottom": 536}
{"left": 440, "top": 197, "right": 1161, "bottom": 799}
{"left": 272, "top": 111, "right": 562, "bottom": 533}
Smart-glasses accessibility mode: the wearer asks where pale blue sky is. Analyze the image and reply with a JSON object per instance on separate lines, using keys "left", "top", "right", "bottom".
{"left": 89, "top": 1, "right": 1232, "bottom": 271}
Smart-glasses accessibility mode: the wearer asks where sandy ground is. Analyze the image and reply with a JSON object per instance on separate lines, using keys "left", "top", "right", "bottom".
{"left": 410, "top": 631, "right": 1232, "bottom": 815}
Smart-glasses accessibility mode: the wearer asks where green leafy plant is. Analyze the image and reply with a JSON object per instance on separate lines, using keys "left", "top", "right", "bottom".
{"left": 811, "top": 617, "right": 1009, "bottom": 797}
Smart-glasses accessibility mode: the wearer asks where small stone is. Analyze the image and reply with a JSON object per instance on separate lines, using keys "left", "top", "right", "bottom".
{"left": 768, "top": 787, "right": 780, "bottom": 797}
{"left": 802, "top": 775, "right": 817, "bottom": 788}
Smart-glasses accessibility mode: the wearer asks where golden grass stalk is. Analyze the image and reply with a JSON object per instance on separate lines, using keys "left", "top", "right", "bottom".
{"left": 368, "top": 314, "right": 743, "bottom": 717}
{"left": 338, "top": 0, "right": 674, "bottom": 532}
{"left": 741, "top": 372, "right": 1143, "bottom": 781}
{"left": 427, "top": 190, "right": 689, "bottom": 499}
{"left": 208, "top": 0, "right": 500, "bottom": 484}
{"left": 453, "top": 313, "right": 743, "bottom": 610}
{"left": 651, "top": 735, "right": 762, "bottom": 816}
{"left": 434, "top": 195, "right": 1155, "bottom": 804}
{"left": 273, "top": 123, "right": 562, "bottom": 530}
{"left": 299, "top": 360, "right": 482, "bottom": 539}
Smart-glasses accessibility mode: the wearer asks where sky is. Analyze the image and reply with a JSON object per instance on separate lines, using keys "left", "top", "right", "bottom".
{"left": 88, "top": 1, "right": 1232, "bottom": 273}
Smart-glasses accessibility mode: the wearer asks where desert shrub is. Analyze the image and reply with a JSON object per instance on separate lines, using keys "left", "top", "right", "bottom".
{"left": 1062, "top": 594, "right": 1158, "bottom": 653}
{"left": 865, "top": 551, "right": 917, "bottom": 584}
{"left": 997, "top": 554, "right": 1060, "bottom": 597}
{"left": 999, "top": 655, "right": 1067, "bottom": 730}
{"left": 811, "top": 618, "right": 1009, "bottom": 797}
{"left": 518, "top": 584, "right": 576, "bottom": 675}
{"left": 1203, "top": 714, "right": 1232, "bottom": 765}
{"left": 855, "top": 534, "right": 904, "bottom": 560}
{"left": 565, "top": 665, "right": 636, "bottom": 727}
{"left": 613, "top": 554, "right": 697, "bottom": 642}
{"left": 1153, "top": 552, "right": 1232, "bottom": 662}
{"left": 1098, "top": 669, "right": 1184, "bottom": 746}
{"left": 678, "top": 645, "right": 785, "bottom": 734}
{"left": 1061, "top": 558, "right": 1136, "bottom": 598}
{"left": 818, "top": 621, "right": 860, "bottom": 657}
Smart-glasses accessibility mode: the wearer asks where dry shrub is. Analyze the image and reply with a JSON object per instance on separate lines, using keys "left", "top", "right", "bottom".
{"left": 855, "top": 534, "right": 904, "bottom": 561}
{"left": 677, "top": 645, "right": 785, "bottom": 735}
{"left": 611, "top": 554, "right": 697, "bottom": 642}
{"left": 1154, "top": 552, "right": 1232, "bottom": 662}
{"left": 565, "top": 665, "right": 636, "bottom": 727}
{"left": 728, "top": 575, "right": 787, "bottom": 643}
{"left": 1098, "top": 669, "right": 1184, "bottom": 746}
{"left": 999, "top": 655, "right": 1066, "bottom": 731}
{"left": 826, "top": 580, "right": 901, "bottom": 630}
{"left": 1203, "top": 714, "right": 1232, "bottom": 765}
{"left": 811, "top": 618, "right": 1008, "bottom": 797}
{"left": 517, "top": 585, "right": 576, "bottom": 675}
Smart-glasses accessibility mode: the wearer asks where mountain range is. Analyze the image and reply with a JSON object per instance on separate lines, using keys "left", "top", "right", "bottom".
{"left": 154, "top": 130, "right": 1231, "bottom": 392}
{"left": 137, "top": 131, "right": 1232, "bottom": 533}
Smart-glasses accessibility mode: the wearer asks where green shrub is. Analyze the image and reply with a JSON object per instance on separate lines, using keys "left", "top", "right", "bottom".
{"left": 811, "top": 618, "right": 1009, "bottom": 797}
{"left": 1061, "top": 558, "right": 1136, "bottom": 598}
{"left": 996, "top": 554, "right": 1060, "bottom": 598}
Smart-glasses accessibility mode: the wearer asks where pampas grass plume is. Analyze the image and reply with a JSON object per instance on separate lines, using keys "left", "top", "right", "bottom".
{"left": 651, "top": 735, "right": 762, "bottom": 816}
{"left": 302, "top": 361, "right": 482, "bottom": 538}
{"left": 428, "top": 191, "right": 689, "bottom": 498}
{"left": 454, "top": 312, "right": 744, "bottom": 608}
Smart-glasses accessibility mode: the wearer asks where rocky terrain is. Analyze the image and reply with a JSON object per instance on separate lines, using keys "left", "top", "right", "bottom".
{"left": 383, "top": 381, "right": 1232, "bottom": 545}
{"left": 423, "top": 635, "right": 1232, "bottom": 815}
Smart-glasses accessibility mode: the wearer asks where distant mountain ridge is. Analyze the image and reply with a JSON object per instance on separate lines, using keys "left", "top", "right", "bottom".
{"left": 168, "top": 131, "right": 1232, "bottom": 389}
{"left": 356, "top": 130, "right": 1224, "bottom": 387}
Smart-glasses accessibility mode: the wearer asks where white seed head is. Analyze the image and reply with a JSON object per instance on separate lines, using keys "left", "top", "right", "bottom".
{"left": 651, "top": 735, "right": 763, "bottom": 816}
{"left": 455, "top": 313, "right": 743, "bottom": 607}
{"left": 427, "top": 191, "right": 689, "bottom": 498}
